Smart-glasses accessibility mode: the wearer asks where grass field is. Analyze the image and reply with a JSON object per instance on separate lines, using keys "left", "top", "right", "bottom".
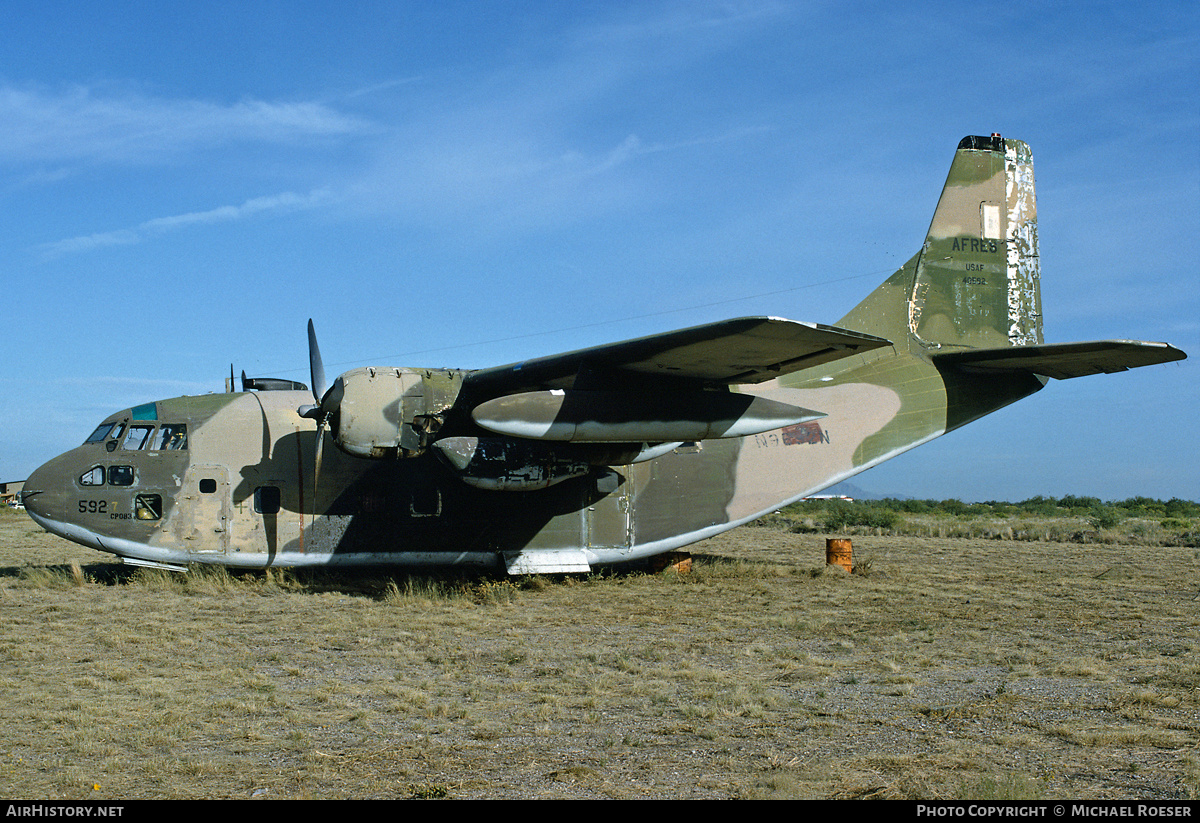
{"left": 1, "top": 502, "right": 1197, "bottom": 800}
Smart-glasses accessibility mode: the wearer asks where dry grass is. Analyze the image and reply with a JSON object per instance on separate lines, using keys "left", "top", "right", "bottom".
{"left": 1, "top": 505, "right": 1197, "bottom": 799}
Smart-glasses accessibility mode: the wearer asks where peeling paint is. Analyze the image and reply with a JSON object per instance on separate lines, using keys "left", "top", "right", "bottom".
{"left": 905, "top": 137, "right": 1042, "bottom": 351}
{"left": 1005, "top": 140, "right": 1043, "bottom": 345}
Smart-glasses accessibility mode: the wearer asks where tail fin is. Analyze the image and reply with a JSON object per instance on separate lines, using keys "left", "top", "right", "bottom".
{"left": 839, "top": 136, "right": 1185, "bottom": 377}
{"left": 839, "top": 135, "right": 1042, "bottom": 349}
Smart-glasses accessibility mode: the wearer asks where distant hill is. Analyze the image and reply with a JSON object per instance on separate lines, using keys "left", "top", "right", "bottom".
{"left": 818, "top": 482, "right": 908, "bottom": 501}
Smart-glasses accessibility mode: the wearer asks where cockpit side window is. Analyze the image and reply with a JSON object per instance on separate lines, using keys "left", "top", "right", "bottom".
{"left": 79, "top": 466, "right": 106, "bottom": 486}
{"left": 122, "top": 425, "right": 154, "bottom": 450}
{"left": 152, "top": 424, "right": 188, "bottom": 450}
{"left": 108, "top": 466, "right": 136, "bottom": 486}
{"left": 77, "top": 465, "right": 136, "bottom": 486}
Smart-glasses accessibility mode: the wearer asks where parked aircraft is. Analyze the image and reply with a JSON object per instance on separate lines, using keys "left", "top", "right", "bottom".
{"left": 21, "top": 135, "right": 1186, "bottom": 573}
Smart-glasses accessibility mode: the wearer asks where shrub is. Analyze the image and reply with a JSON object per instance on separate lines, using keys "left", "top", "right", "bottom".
{"left": 1087, "top": 506, "right": 1123, "bottom": 530}
{"left": 822, "top": 501, "right": 900, "bottom": 531}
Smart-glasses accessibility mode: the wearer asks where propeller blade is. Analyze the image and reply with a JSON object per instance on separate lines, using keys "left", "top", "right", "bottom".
{"left": 313, "top": 417, "right": 326, "bottom": 501}
{"left": 307, "top": 319, "right": 327, "bottom": 405}
{"left": 300, "top": 320, "right": 341, "bottom": 499}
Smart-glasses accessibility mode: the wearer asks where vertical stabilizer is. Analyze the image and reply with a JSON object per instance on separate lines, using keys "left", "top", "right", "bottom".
{"left": 839, "top": 135, "right": 1043, "bottom": 350}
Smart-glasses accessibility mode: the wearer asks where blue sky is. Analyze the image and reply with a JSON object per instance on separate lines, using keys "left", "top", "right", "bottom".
{"left": 2, "top": 1, "right": 1196, "bottom": 502}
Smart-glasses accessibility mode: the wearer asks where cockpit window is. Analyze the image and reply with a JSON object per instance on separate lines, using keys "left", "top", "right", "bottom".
{"left": 78, "top": 465, "right": 136, "bottom": 486}
{"left": 108, "top": 466, "right": 136, "bottom": 486}
{"left": 85, "top": 420, "right": 187, "bottom": 450}
{"left": 152, "top": 424, "right": 188, "bottom": 450}
{"left": 85, "top": 423, "right": 117, "bottom": 444}
{"left": 122, "top": 425, "right": 154, "bottom": 450}
{"left": 79, "top": 466, "right": 105, "bottom": 486}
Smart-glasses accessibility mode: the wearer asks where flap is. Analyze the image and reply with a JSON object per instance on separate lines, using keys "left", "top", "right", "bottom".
{"left": 464, "top": 317, "right": 891, "bottom": 396}
{"left": 932, "top": 340, "right": 1186, "bottom": 380}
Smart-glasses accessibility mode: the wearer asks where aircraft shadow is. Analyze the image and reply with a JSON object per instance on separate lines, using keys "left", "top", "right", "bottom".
{"left": 1, "top": 551, "right": 783, "bottom": 598}
{"left": 0, "top": 561, "right": 138, "bottom": 585}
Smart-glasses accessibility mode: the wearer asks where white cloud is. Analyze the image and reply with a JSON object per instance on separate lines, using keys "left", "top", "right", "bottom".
{"left": 0, "top": 84, "right": 368, "bottom": 166}
{"left": 139, "top": 190, "right": 332, "bottom": 231}
{"left": 36, "top": 188, "right": 333, "bottom": 258}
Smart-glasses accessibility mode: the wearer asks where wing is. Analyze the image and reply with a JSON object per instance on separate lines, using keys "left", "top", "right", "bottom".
{"left": 932, "top": 340, "right": 1186, "bottom": 381}
{"left": 454, "top": 317, "right": 889, "bottom": 445}
{"left": 463, "top": 317, "right": 892, "bottom": 397}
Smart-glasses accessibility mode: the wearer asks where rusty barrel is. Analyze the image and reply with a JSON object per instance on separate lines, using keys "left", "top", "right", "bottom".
{"left": 826, "top": 538, "right": 852, "bottom": 572}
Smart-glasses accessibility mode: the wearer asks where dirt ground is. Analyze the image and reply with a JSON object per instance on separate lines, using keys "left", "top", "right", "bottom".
{"left": 0, "top": 509, "right": 1197, "bottom": 799}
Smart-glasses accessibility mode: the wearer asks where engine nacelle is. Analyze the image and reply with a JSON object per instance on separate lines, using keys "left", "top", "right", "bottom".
{"left": 331, "top": 367, "right": 464, "bottom": 458}
{"left": 471, "top": 389, "right": 823, "bottom": 443}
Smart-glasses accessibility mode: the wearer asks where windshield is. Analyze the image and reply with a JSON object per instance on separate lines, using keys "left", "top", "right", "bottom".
{"left": 84, "top": 420, "right": 187, "bottom": 449}
{"left": 84, "top": 422, "right": 118, "bottom": 444}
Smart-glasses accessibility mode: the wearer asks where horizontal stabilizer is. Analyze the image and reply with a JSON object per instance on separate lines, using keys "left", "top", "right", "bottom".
{"left": 932, "top": 340, "right": 1186, "bottom": 380}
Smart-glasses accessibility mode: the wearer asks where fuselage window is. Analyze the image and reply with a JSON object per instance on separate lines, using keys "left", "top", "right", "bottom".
{"left": 108, "top": 466, "right": 136, "bottom": 487}
{"left": 254, "top": 486, "right": 281, "bottom": 515}
{"left": 199, "top": 478, "right": 217, "bottom": 494}
{"left": 79, "top": 466, "right": 106, "bottom": 486}
{"left": 152, "top": 424, "right": 188, "bottom": 451}
{"left": 135, "top": 494, "right": 162, "bottom": 520}
{"left": 123, "top": 425, "right": 154, "bottom": 450}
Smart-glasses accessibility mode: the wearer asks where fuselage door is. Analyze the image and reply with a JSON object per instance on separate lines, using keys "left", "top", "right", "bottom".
{"left": 176, "top": 464, "right": 231, "bottom": 554}
{"left": 586, "top": 469, "right": 633, "bottom": 550}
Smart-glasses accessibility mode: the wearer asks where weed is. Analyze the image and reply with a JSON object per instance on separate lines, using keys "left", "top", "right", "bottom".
{"left": 407, "top": 783, "right": 449, "bottom": 799}
{"left": 959, "top": 772, "right": 1046, "bottom": 800}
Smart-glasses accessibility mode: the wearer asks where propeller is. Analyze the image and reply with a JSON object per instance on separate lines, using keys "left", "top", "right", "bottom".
{"left": 298, "top": 319, "right": 342, "bottom": 497}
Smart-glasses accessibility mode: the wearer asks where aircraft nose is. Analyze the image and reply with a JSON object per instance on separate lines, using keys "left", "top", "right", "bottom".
{"left": 20, "top": 468, "right": 46, "bottom": 515}
{"left": 20, "top": 459, "right": 57, "bottom": 523}
{"left": 21, "top": 452, "right": 112, "bottom": 555}
{"left": 19, "top": 487, "right": 41, "bottom": 512}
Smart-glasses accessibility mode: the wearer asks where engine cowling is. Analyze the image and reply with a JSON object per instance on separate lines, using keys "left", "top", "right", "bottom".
{"left": 329, "top": 367, "right": 464, "bottom": 458}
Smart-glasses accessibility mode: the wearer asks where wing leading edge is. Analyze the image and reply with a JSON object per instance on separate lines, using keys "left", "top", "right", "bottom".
{"left": 463, "top": 317, "right": 892, "bottom": 396}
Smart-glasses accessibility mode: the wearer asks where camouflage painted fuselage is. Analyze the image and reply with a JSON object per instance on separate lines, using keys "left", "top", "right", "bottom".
{"left": 22, "top": 357, "right": 1043, "bottom": 571}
